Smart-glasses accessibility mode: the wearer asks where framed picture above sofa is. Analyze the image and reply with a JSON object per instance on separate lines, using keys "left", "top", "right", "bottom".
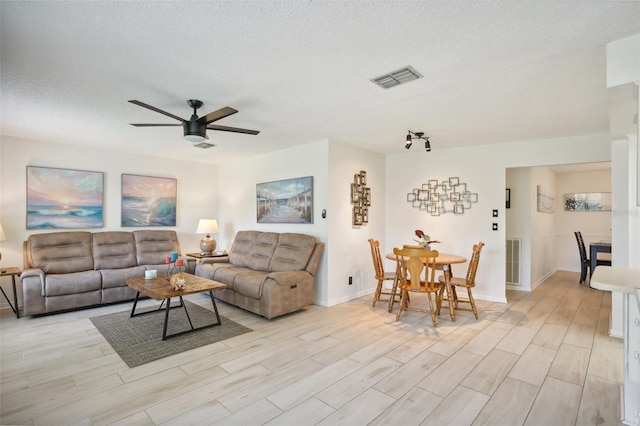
{"left": 26, "top": 166, "right": 104, "bottom": 229}
{"left": 121, "top": 174, "right": 177, "bottom": 227}
{"left": 256, "top": 176, "right": 313, "bottom": 223}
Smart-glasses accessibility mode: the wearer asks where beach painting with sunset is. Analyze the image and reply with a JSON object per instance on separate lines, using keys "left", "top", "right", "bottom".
{"left": 27, "top": 166, "right": 104, "bottom": 229}
{"left": 121, "top": 174, "right": 177, "bottom": 227}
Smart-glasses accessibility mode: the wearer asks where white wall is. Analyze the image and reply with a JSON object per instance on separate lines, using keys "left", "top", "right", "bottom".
{"left": 506, "top": 167, "right": 531, "bottom": 290}
{"left": 530, "top": 167, "right": 557, "bottom": 289}
{"left": 327, "top": 141, "right": 386, "bottom": 306}
{"left": 386, "top": 134, "right": 611, "bottom": 304}
{"left": 555, "top": 169, "right": 612, "bottom": 271}
{"left": 217, "top": 139, "right": 387, "bottom": 308}
{"left": 217, "top": 140, "right": 330, "bottom": 305}
{"left": 0, "top": 136, "right": 220, "bottom": 310}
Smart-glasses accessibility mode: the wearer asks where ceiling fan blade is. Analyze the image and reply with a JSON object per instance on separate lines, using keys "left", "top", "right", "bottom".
{"left": 201, "top": 107, "right": 238, "bottom": 124}
{"left": 207, "top": 124, "right": 260, "bottom": 135}
{"left": 128, "top": 100, "right": 186, "bottom": 123}
{"left": 130, "top": 123, "right": 182, "bottom": 127}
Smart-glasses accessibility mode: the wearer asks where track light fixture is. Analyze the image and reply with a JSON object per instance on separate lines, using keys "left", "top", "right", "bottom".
{"left": 405, "top": 130, "right": 431, "bottom": 151}
{"left": 405, "top": 133, "right": 413, "bottom": 149}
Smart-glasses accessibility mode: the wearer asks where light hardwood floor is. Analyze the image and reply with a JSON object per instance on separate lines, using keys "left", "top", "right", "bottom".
{"left": 0, "top": 270, "right": 624, "bottom": 425}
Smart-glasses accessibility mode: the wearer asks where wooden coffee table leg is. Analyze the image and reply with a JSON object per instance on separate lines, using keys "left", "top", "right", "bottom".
{"left": 130, "top": 292, "right": 141, "bottom": 318}
{"left": 209, "top": 290, "right": 222, "bottom": 325}
{"left": 162, "top": 297, "right": 171, "bottom": 341}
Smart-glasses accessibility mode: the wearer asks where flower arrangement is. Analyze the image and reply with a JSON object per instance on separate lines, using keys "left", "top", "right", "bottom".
{"left": 414, "top": 229, "right": 440, "bottom": 247}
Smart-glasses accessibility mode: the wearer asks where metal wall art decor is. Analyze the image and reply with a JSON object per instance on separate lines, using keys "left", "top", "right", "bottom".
{"left": 564, "top": 192, "right": 611, "bottom": 211}
{"left": 406, "top": 177, "right": 478, "bottom": 216}
{"left": 256, "top": 176, "right": 313, "bottom": 223}
{"left": 351, "top": 170, "right": 370, "bottom": 226}
{"left": 27, "top": 166, "right": 104, "bottom": 229}
{"left": 121, "top": 174, "right": 177, "bottom": 226}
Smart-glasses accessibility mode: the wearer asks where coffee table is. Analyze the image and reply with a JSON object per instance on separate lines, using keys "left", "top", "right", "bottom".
{"left": 126, "top": 273, "right": 227, "bottom": 340}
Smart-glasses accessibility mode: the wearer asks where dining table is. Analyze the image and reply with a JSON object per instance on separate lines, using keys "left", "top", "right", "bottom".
{"left": 386, "top": 250, "right": 467, "bottom": 321}
{"left": 590, "top": 242, "right": 612, "bottom": 277}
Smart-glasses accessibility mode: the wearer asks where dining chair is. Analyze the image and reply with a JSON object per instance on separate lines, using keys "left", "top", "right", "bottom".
{"left": 574, "top": 231, "right": 611, "bottom": 284}
{"left": 438, "top": 242, "right": 484, "bottom": 319}
{"left": 368, "top": 238, "right": 399, "bottom": 311}
{"left": 393, "top": 246, "right": 442, "bottom": 326}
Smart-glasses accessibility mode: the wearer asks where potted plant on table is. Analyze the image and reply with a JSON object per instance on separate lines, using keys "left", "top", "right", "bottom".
{"left": 414, "top": 229, "right": 440, "bottom": 250}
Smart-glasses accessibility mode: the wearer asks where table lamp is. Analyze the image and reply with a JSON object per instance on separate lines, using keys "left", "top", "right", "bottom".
{"left": 196, "top": 219, "right": 219, "bottom": 255}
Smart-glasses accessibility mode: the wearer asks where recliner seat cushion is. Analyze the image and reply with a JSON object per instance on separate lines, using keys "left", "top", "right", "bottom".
{"left": 44, "top": 270, "right": 101, "bottom": 296}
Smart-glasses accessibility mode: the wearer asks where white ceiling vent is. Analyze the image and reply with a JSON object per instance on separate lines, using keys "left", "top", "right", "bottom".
{"left": 371, "top": 66, "right": 423, "bottom": 89}
{"left": 194, "top": 142, "right": 215, "bottom": 149}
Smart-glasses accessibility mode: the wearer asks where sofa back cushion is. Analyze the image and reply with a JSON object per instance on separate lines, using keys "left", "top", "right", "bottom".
{"left": 93, "top": 231, "right": 138, "bottom": 269}
{"left": 27, "top": 231, "right": 94, "bottom": 274}
{"left": 229, "top": 230, "right": 279, "bottom": 271}
{"left": 269, "top": 233, "right": 316, "bottom": 272}
{"left": 133, "top": 230, "right": 180, "bottom": 265}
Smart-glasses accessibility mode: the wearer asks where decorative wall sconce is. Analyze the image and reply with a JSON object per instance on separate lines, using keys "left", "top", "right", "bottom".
{"left": 351, "top": 170, "right": 370, "bottom": 226}
{"left": 407, "top": 177, "right": 478, "bottom": 215}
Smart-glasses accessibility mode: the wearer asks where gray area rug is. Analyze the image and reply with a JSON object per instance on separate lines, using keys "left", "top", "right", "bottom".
{"left": 90, "top": 300, "right": 252, "bottom": 368}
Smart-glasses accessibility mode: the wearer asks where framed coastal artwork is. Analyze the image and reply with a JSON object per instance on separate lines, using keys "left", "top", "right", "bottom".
{"left": 26, "top": 166, "right": 104, "bottom": 229}
{"left": 256, "top": 176, "right": 313, "bottom": 223}
{"left": 121, "top": 174, "right": 177, "bottom": 226}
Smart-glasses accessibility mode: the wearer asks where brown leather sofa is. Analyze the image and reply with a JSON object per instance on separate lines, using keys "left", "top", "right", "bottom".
{"left": 21, "top": 230, "right": 187, "bottom": 316}
{"left": 194, "top": 230, "right": 324, "bottom": 319}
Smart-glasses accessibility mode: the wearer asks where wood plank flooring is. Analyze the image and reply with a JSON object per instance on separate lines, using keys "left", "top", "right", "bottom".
{"left": 0, "top": 270, "right": 624, "bottom": 425}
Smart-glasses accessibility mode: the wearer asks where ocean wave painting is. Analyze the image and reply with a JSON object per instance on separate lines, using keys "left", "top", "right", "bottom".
{"left": 121, "top": 174, "right": 177, "bottom": 226}
{"left": 27, "top": 166, "right": 104, "bottom": 229}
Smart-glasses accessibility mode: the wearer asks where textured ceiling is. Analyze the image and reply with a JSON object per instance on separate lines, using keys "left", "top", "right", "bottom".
{"left": 2, "top": 1, "right": 639, "bottom": 165}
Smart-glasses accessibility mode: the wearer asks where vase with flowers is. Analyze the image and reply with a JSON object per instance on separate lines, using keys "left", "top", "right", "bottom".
{"left": 414, "top": 229, "right": 440, "bottom": 250}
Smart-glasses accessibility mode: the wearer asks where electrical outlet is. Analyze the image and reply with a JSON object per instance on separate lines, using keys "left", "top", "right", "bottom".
{"left": 348, "top": 276, "right": 353, "bottom": 285}
{"left": 492, "top": 223, "right": 498, "bottom": 231}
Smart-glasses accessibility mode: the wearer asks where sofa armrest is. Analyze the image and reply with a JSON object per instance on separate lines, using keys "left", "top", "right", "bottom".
{"left": 21, "top": 268, "right": 45, "bottom": 295}
{"left": 266, "top": 270, "right": 311, "bottom": 287}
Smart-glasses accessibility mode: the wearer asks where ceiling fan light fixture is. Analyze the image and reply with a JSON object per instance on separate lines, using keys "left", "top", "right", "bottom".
{"left": 184, "top": 134, "right": 206, "bottom": 143}
{"left": 183, "top": 120, "right": 207, "bottom": 142}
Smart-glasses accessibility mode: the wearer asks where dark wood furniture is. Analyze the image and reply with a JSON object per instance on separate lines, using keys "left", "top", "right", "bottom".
{"left": 590, "top": 242, "right": 612, "bottom": 278}
{"left": 186, "top": 252, "right": 228, "bottom": 259}
{"left": 0, "top": 267, "right": 21, "bottom": 318}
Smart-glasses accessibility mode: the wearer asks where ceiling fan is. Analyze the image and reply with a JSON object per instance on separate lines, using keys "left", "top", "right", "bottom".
{"left": 128, "top": 99, "right": 260, "bottom": 142}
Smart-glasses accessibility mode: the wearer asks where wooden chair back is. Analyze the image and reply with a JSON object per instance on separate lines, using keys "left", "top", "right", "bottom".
{"left": 465, "top": 242, "right": 485, "bottom": 286}
{"left": 393, "top": 246, "right": 439, "bottom": 291}
{"left": 368, "top": 238, "right": 385, "bottom": 279}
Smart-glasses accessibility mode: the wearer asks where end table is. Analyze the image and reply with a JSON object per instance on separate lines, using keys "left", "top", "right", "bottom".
{"left": 0, "top": 267, "right": 21, "bottom": 318}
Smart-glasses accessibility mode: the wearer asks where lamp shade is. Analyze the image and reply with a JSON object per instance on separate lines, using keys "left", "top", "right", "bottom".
{"left": 196, "top": 219, "right": 219, "bottom": 235}
{"left": 0, "top": 223, "right": 6, "bottom": 242}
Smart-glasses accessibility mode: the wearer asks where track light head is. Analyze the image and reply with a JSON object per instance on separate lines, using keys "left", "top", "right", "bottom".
{"left": 405, "top": 130, "right": 431, "bottom": 151}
